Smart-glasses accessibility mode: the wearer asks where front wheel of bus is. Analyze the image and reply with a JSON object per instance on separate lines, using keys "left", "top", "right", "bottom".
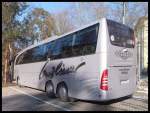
{"left": 45, "top": 81, "right": 55, "bottom": 98}
{"left": 17, "top": 76, "right": 21, "bottom": 87}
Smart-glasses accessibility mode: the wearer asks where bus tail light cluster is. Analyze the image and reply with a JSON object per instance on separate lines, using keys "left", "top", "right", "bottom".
{"left": 100, "top": 69, "right": 108, "bottom": 91}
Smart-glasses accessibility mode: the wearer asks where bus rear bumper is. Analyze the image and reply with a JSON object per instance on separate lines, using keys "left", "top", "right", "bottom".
{"left": 77, "top": 90, "right": 134, "bottom": 102}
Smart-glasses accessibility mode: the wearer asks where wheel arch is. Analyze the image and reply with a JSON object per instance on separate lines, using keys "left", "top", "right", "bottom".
{"left": 56, "top": 81, "right": 68, "bottom": 95}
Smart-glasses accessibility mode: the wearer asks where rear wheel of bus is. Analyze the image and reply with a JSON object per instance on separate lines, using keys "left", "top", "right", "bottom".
{"left": 57, "top": 83, "right": 69, "bottom": 102}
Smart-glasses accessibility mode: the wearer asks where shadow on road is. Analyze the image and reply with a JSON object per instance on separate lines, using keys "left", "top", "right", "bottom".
{"left": 79, "top": 95, "right": 132, "bottom": 105}
{"left": 2, "top": 92, "right": 62, "bottom": 111}
{"left": 2, "top": 88, "right": 128, "bottom": 111}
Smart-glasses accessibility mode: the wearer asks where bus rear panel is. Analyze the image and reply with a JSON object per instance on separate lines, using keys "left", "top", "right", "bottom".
{"left": 97, "top": 19, "right": 137, "bottom": 101}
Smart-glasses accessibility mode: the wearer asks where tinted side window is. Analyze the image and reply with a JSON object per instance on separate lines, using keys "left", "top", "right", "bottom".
{"left": 60, "top": 34, "right": 73, "bottom": 58}
{"left": 22, "top": 49, "right": 33, "bottom": 64}
{"left": 32, "top": 45, "right": 47, "bottom": 62}
{"left": 50, "top": 40, "right": 61, "bottom": 60}
{"left": 16, "top": 23, "right": 99, "bottom": 63}
{"left": 16, "top": 55, "right": 20, "bottom": 65}
{"left": 72, "top": 23, "right": 99, "bottom": 56}
{"left": 47, "top": 34, "right": 74, "bottom": 60}
{"left": 16, "top": 53, "right": 25, "bottom": 65}
{"left": 45, "top": 41, "right": 54, "bottom": 59}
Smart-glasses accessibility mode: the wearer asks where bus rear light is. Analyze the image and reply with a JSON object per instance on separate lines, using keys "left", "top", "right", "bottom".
{"left": 100, "top": 69, "right": 108, "bottom": 91}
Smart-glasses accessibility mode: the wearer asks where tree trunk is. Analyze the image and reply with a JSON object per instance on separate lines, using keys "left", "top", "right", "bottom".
{"left": 4, "top": 42, "right": 9, "bottom": 86}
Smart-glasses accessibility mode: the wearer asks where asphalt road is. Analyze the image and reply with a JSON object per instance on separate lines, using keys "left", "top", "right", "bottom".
{"left": 2, "top": 85, "right": 148, "bottom": 111}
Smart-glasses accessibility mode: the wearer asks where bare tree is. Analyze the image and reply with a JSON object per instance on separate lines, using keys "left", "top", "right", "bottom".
{"left": 69, "top": 2, "right": 110, "bottom": 28}
{"left": 126, "top": 2, "right": 148, "bottom": 27}
{"left": 69, "top": 2, "right": 96, "bottom": 27}
{"left": 110, "top": 2, "right": 148, "bottom": 28}
{"left": 53, "top": 2, "right": 109, "bottom": 34}
{"left": 53, "top": 10, "right": 75, "bottom": 35}
{"left": 91, "top": 2, "right": 109, "bottom": 20}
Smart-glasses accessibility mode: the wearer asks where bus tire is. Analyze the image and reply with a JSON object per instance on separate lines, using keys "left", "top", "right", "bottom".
{"left": 57, "top": 83, "right": 69, "bottom": 102}
{"left": 45, "top": 81, "right": 55, "bottom": 98}
{"left": 69, "top": 97, "right": 77, "bottom": 102}
{"left": 17, "top": 76, "right": 21, "bottom": 87}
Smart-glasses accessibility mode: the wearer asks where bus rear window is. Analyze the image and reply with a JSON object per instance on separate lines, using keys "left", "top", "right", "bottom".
{"left": 107, "top": 20, "right": 135, "bottom": 48}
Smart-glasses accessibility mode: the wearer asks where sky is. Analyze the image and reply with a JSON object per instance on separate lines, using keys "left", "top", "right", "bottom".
{"left": 17, "top": 2, "right": 146, "bottom": 24}
{"left": 18, "top": 2, "right": 113, "bottom": 21}
{"left": 28, "top": 2, "right": 72, "bottom": 14}
{"left": 27, "top": 2, "right": 117, "bottom": 13}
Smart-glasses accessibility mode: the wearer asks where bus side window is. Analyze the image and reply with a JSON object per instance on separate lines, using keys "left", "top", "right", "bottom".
{"left": 72, "top": 24, "right": 99, "bottom": 57}
{"left": 45, "top": 41, "right": 56, "bottom": 60}
{"left": 15, "top": 55, "right": 20, "bottom": 65}
{"left": 52, "top": 40, "right": 62, "bottom": 59}
{"left": 22, "top": 50, "right": 32, "bottom": 64}
{"left": 16, "top": 52, "right": 25, "bottom": 65}
{"left": 61, "top": 34, "right": 73, "bottom": 58}
{"left": 47, "top": 50, "right": 52, "bottom": 59}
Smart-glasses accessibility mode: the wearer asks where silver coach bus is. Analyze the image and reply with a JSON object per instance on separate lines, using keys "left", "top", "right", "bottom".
{"left": 14, "top": 18, "right": 137, "bottom": 102}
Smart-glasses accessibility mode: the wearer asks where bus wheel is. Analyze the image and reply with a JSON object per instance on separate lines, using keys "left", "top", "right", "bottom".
{"left": 17, "top": 76, "right": 21, "bottom": 87}
{"left": 69, "top": 97, "right": 77, "bottom": 102}
{"left": 57, "top": 84, "right": 69, "bottom": 102}
{"left": 45, "top": 81, "right": 55, "bottom": 98}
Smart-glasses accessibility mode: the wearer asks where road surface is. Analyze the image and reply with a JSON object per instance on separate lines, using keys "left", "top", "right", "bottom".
{"left": 2, "top": 85, "right": 148, "bottom": 111}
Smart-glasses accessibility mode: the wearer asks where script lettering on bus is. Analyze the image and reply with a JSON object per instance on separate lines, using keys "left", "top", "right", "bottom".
{"left": 39, "top": 61, "right": 86, "bottom": 79}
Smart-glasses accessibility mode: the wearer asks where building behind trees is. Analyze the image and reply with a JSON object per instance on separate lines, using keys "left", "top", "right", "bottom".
{"left": 134, "top": 16, "right": 148, "bottom": 78}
